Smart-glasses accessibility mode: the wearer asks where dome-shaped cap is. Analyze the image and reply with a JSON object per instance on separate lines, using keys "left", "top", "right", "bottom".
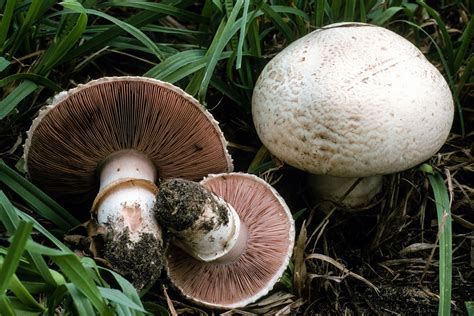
{"left": 252, "top": 23, "right": 454, "bottom": 177}
{"left": 25, "top": 77, "right": 233, "bottom": 215}
{"left": 165, "top": 173, "right": 295, "bottom": 309}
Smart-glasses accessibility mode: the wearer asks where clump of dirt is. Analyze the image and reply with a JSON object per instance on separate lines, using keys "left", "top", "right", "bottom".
{"left": 154, "top": 178, "right": 229, "bottom": 233}
{"left": 103, "top": 228, "right": 164, "bottom": 290}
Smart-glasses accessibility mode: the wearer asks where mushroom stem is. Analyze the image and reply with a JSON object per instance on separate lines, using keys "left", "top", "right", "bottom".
{"left": 155, "top": 179, "right": 247, "bottom": 263}
{"left": 92, "top": 150, "right": 161, "bottom": 241}
{"left": 307, "top": 174, "right": 383, "bottom": 208}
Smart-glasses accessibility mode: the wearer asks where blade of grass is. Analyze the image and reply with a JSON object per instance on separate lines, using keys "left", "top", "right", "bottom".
{"left": 0, "top": 74, "right": 63, "bottom": 92}
{"left": 5, "top": 272, "right": 46, "bottom": 312}
{"left": 102, "top": 0, "right": 207, "bottom": 23}
{"left": 371, "top": 6, "right": 403, "bottom": 25}
{"left": 261, "top": 3, "right": 295, "bottom": 43}
{"left": 65, "top": 283, "right": 97, "bottom": 316}
{"left": 0, "top": 56, "right": 9, "bottom": 71}
{"left": 416, "top": 0, "right": 454, "bottom": 72}
{"left": 427, "top": 172, "right": 452, "bottom": 316}
{"left": 315, "top": 0, "right": 325, "bottom": 27}
{"left": 331, "top": 0, "right": 341, "bottom": 21}
{"left": 456, "top": 55, "right": 473, "bottom": 96}
{"left": 0, "top": 191, "right": 61, "bottom": 286}
{"left": 466, "top": 302, "right": 474, "bottom": 316}
{"left": 8, "top": 0, "right": 55, "bottom": 56}
{"left": 0, "top": 160, "right": 79, "bottom": 229}
{"left": 454, "top": 17, "right": 473, "bottom": 73}
{"left": 0, "top": 295, "right": 15, "bottom": 316}
{"left": 63, "top": 11, "right": 154, "bottom": 62}
{"left": 0, "top": 221, "right": 33, "bottom": 295}
{"left": 25, "top": 240, "right": 111, "bottom": 315}
{"left": 144, "top": 49, "right": 205, "bottom": 79}
{"left": 0, "top": 81, "right": 37, "bottom": 120}
{"left": 343, "top": 0, "right": 356, "bottom": 21}
{"left": 0, "top": 0, "right": 16, "bottom": 50}
{"left": 98, "top": 267, "right": 144, "bottom": 313}
{"left": 99, "top": 288, "right": 147, "bottom": 313}
{"left": 236, "top": 0, "right": 250, "bottom": 69}
{"left": 359, "top": 0, "right": 367, "bottom": 23}
{"left": 196, "top": 0, "right": 244, "bottom": 101}
{"left": 85, "top": 9, "right": 166, "bottom": 61}
{"left": 36, "top": 7, "right": 88, "bottom": 75}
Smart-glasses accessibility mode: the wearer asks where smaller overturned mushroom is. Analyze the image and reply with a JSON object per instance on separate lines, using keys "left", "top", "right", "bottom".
{"left": 154, "top": 173, "right": 295, "bottom": 309}
{"left": 24, "top": 76, "right": 233, "bottom": 288}
{"left": 252, "top": 23, "right": 454, "bottom": 208}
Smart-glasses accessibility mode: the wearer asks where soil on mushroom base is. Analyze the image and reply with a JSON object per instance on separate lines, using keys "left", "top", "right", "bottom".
{"left": 104, "top": 229, "right": 164, "bottom": 290}
{"left": 154, "top": 179, "right": 229, "bottom": 233}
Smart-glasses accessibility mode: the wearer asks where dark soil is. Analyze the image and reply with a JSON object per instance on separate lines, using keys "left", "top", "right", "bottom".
{"left": 154, "top": 178, "right": 229, "bottom": 233}
{"left": 103, "top": 228, "right": 164, "bottom": 290}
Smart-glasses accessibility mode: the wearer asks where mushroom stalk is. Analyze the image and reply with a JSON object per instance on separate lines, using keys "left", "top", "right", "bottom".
{"left": 308, "top": 174, "right": 383, "bottom": 208}
{"left": 155, "top": 179, "right": 247, "bottom": 263}
{"left": 92, "top": 149, "right": 162, "bottom": 241}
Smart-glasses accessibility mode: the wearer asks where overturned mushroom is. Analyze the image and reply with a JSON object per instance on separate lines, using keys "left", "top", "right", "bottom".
{"left": 24, "top": 76, "right": 233, "bottom": 288}
{"left": 252, "top": 23, "right": 454, "bottom": 208}
{"left": 154, "top": 173, "right": 295, "bottom": 309}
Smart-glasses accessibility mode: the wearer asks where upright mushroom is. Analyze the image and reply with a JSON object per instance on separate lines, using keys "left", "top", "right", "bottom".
{"left": 154, "top": 173, "right": 295, "bottom": 309}
{"left": 252, "top": 23, "right": 454, "bottom": 208}
{"left": 24, "top": 76, "right": 233, "bottom": 288}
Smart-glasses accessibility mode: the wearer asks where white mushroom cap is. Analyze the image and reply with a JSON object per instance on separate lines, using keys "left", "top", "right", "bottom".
{"left": 252, "top": 23, "right": 454, "bottom": 177}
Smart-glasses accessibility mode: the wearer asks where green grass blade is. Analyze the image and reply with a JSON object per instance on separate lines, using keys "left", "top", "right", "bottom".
{"left": 416, "top": 0, "right": 454, "bottom": 72}
{"left": 261, "top": 3, "right": 295, "bottom": 43}
{"left": 0, "top": 191, "right": 20, "bottom": 233}
{"left": 359, "top": 0, "right": 367, "bottom": 23}
{"left": 466, "top": 302, "right": 474, "bottom": 316}
{"left": 371, "top": 7, "right": 403, "bottom": 25}
{"left": 427, "top": 172, "right": 452, "bottom": 316}
{"left": 456, "top": 55, "right": 472, "bottom": 96}
{"left": 65, "top": 283, "right": 96, "bottom": 316}
{"left": 8, "top": 0, "right": 53, "bottom": 56}
{"left": 331, "top": 0, "right": 341, "bottom": 21}
{"left": 0, "top": 295, "right": 15, "bottom": 316}
{"left": 270, "top": 5, "right": 310, "bottom": 21}
{"left": 0, "top": 191, "right": 61, "bottom": 286}
{"left": 236, "top": 0, "right": 250, "bottom": 69}
{"left": 144, "top": 49, "right": 205, "bottom": 79}
{"left": 36, "top": 9, "right": 88, "bottom": 75}
{"left": 315, "top": 0, "right": 325, "bottom": 27}
{"left": 102, "top": 0, "right": 207, "bottom": 23}
{"left": 199, "top": 0, "right": 244, "bottom": 98}
{"left": 0, "top": 81, "right": 37, "bottom": 120}
{"left": 343, "top": 0, "right": 356, "bottom": 21}
{"left": 98, "top": 267, "right": 144, "bottom": 313}
{"left": 0, "top": 0, "right": 16, "bottom": 50}
{"left": 0, "top": 221, "right": 33, "bottom": 295}
{"left": 0, "top": 74, "right": 63, "bottom": 92}
{"left": 0, "top": 56, "right": 9, "bottom": 71}
{"left": 99, "top": 288, "right": 147, "bottom": 313}
{"left": 25, "top": 240, "right": 111, "bottom": 315}
{"left": 7, "top": 273, "right": 45, "bottom": 312}
{"left": 62, "top": 10, "right": 157, "bottom": 62}
{"left": 0, "top": 160, "right": 79, "bottom": 229}
{"left": 17, "top": 210, "right": 72, "bottom": 253}
{"left": 85, "top": 9, "right": 165, "bottom": 61}
{"left": 454, "top": 17, "right": 473, "bottom": 73}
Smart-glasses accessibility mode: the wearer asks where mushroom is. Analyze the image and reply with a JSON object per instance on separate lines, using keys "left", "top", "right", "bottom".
{"left": 252, "top": 22, "right": 454, "bottom": 208}
{"left": 24, "top": 76, "right": 233, "bottom": 288}
{"left": 154, "top": 173, "right": 295, "bottom": 309}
